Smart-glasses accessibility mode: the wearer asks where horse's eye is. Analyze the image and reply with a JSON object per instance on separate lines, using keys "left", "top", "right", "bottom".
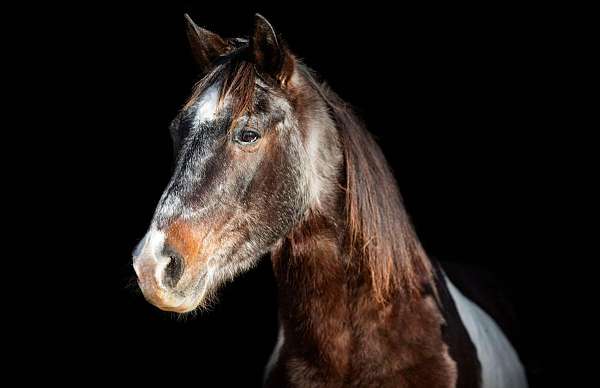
{"left": 237, "top": 130, "right": 260, "bottom": 144}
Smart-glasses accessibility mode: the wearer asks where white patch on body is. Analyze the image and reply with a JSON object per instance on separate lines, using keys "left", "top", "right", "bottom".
{"left": 264, "top": 323, "right": 285, "bottom": 383}
{"left": 295, "top": 94, "right": 341, "bottom": 208}
{"left": 445, "top": 274, "right": 528, "bottom": 388}
{"left": 304, "top": 120, "right": 327, "bottom": 207}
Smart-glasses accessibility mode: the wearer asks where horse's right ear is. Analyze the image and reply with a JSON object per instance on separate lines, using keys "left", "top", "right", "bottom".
{"left": 184, "top": 14, "right": 229, "bottom": 73}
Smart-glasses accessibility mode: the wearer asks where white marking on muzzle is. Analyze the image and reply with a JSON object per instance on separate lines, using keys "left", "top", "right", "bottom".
{"left": 132, "top": 228, "right": 169, "bottom": 288}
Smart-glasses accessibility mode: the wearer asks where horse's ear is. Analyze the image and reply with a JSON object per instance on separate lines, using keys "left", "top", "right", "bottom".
{"left": 250, "top": 14, "right": 294, "bottom": 86}
{"left": 184, "top": 14, "right": 229, "bottom": 73}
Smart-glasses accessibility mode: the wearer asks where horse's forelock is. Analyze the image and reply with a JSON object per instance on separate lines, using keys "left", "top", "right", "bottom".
{"left": 183, "top": 47, "right": 257, "bottom": 126}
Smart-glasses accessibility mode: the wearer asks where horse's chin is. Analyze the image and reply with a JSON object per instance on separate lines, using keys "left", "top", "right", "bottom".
{"left": 154, "top": 301, "right": 197, "bottom": 313}
{"left": 138, "top": 269, "right": 212, "bottom": 314}
{"left": 136, "top": 249, "right": 260, "bottom": 314}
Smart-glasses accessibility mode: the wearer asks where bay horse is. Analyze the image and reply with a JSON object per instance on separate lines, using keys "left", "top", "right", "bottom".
{"left": 132, "top": 13, "right": 528, "bottom": 388}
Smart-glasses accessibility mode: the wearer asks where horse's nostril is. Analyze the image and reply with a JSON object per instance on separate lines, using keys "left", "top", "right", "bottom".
{"left": 164, "top": 254, "right": 184, "bottom": 288}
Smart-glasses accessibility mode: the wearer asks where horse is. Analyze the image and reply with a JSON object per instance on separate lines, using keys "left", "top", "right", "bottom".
{"left": 132, "top": 13, "right": 528, "bottom": 388}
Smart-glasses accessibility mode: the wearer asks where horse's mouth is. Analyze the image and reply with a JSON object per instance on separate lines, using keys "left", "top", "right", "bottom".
{"left": 136, "top": 263, "right": 210, "bottom": 313}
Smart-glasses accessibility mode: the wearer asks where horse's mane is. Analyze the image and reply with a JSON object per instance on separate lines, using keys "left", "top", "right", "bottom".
{"left": 300, "top": 67, "right": 430, "bottom": 301}
{"left": 185, "top": 47, "right": 430, "bottom": 301}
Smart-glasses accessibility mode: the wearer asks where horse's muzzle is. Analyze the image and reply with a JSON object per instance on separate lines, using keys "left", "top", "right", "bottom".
{"left": 132, "top": 229, "right": 199, "bottom": 313}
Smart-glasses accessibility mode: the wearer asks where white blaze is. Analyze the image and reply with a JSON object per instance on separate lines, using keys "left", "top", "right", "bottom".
{"left": 132, "top": 228, "right": 169, "bottom": 287}
{"left": 193, "top": 84, "right": 220, "bottom": 127}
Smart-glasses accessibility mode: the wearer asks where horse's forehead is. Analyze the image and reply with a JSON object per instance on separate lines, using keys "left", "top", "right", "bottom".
{"left": 187, "top": 78, "right": 290, "bottom": 130}
{"left": 192, "top": 83, "right": 221, "bottom": 127}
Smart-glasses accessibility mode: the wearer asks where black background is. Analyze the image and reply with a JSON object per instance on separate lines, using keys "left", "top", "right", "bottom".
{"left": 27, "top": 2, "right": 576, "bottom": 386}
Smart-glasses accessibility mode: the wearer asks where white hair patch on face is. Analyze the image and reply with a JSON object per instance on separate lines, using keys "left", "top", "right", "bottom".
{"left": 193, "top": 83, "right": 221, "bottom": 127}
{"left": 132, "top": 227, "right": 169, "bottom": 286}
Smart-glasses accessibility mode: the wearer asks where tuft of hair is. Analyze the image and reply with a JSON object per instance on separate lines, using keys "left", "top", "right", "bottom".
{"left": 184, "top": 42, "right": 257, "bottom": 125}
{"left": 303, "top": 68, "right": 430, "bottom": 302}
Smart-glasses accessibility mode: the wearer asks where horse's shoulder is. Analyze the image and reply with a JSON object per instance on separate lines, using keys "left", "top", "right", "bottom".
{"left": 438, "top": 260, "right": 521, "bottom": 348}
{"left": 434, "top": 259, "right": 528, "bottom": 388}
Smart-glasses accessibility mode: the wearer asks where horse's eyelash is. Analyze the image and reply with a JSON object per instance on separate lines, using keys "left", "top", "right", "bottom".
{"left": 233, "top": 117, "right": 258, "bottom": 131}
{"left": 244, "top": 122, "right": 259, "bottom": 131}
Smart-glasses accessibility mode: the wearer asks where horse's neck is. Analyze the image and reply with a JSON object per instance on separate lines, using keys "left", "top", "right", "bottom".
{"left": 270, "top": 207, "right": 443, "bottom": 378}
{"left": 266, "top": 83, "right": 456, "bottom": 384}
{"left": 270, "top": 209, "right": 357, "bottom": 374}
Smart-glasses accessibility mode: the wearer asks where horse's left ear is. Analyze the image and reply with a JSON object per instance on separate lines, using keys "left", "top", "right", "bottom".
{"left": 250, "top": 14, "right": 294, "bottom": 86}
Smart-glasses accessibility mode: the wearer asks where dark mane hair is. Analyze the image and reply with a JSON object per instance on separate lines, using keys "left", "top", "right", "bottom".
{"left": 301, "top": 67, "right": 430, "bottom": 301}
{"left": 184, "top": 42, "right": 256, "bottom": 122}
{"left": 185, "top": 49, "right": 429, "bottom": 301}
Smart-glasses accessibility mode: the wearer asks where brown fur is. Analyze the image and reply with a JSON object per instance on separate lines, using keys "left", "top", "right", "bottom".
{"left": 181, "top": 48, "right": 458, "bottom": 386}
{"left": 269, "top": 212, "right": 456, "bottom": 387}
{"left": 183, "top": 42, "right": 257, "bottom": 119}
{"left": 137, "top": 15, "right": 475, "bottom": 386}
{"left": 264, "top": 70, "right": 458, "bottom": 387}
{"left": 165, "top": 220, "right": 204, "bottom": 265}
